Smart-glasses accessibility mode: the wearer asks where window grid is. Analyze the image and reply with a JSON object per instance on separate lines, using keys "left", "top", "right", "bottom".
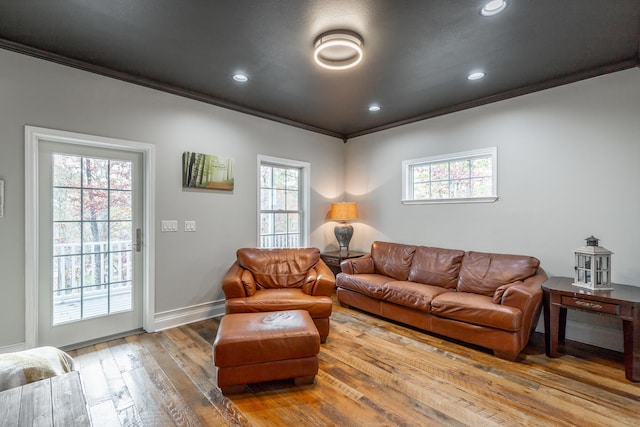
{"left": 403, "top": 147, "right": 497, "bottom": 204}
{"left": 259, "top": 163, "right": 302, "bottom": 248}
{"left": 52, "top": 154, "right": 134, "bottom": 324}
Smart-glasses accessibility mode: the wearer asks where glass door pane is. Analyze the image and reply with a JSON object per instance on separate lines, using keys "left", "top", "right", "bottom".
{"left": 52, "top": 154, "right": 134, "bottom": 325}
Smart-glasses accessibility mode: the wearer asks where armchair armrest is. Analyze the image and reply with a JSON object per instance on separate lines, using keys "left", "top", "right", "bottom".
{"left": 221, "top": 262, "right": 248, "bottom": 299}
{"left": 340, "top": 254, "right": 374, "bottom": 275}
{"left": 311, "top": 259, "right": 336, "bottom": 297}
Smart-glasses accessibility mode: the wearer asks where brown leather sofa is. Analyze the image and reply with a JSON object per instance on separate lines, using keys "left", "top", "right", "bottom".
{"left": 222, "top": 247, "right": 335, "bottom": 342}
{"left": 336, "top": 241, "right": 547, "bottom": 360}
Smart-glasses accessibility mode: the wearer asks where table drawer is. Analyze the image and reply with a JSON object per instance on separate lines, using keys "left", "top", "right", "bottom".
{"left": 561, "top": 296, "right": 620, "bottom": 315}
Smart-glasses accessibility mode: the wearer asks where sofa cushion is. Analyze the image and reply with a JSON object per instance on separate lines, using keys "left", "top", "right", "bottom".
{"left": 370, "top": 241, "right": 417, "bottom": 281}
{"left": 237, "top": 248, "right": 320, "bottom": 289}
{"left": 383, "top": 281, "right": 450, "bottom": 313}
{"left": 337, "top": 273, "right": 392, "bottom": 300}
{"left": 457, "top": 251, "right": 540, "bottom": 296}
{"left": 408, "top": 246, "right": 465, "bottom": 289}
{"left": 225, "top": 288, "right": 333, "bottom": 318}
{"left": 430, "top": 292, "right": 523, "bottom": 332}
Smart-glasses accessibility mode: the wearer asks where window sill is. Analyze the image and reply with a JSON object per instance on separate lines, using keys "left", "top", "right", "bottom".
{"left": 401, "top": 196, "right": 499, "bottom": 205}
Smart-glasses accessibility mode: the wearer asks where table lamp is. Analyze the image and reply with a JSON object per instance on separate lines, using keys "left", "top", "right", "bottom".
{"left": 328, "top": 202, "right": 358, "bottom": 253}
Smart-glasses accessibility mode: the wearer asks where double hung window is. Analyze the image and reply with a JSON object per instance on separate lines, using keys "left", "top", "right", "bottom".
{"left": 258, "top": 156, "right": 310, "bottom": 248}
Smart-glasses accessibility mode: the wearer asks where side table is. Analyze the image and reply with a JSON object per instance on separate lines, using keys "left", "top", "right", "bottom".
{"left": 320, "top": 250, "right": 368, "bottom": 276}
{"left": 542, "top": 276, "right": 640, "bottom": 382}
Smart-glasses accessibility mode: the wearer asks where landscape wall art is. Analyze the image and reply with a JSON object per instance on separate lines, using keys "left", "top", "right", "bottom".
{"left": 182, "top": 152, "right": 234, "bottom": 191}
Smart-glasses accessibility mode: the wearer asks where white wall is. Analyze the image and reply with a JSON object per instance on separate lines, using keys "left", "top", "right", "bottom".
{"left": 2, "top": 45, "right": 638, "bottom": 352}
{"left": 0, "top": 49, "right": 344, "bottom": 349}
{"left": 344, "top": 68, "right": 640, "bottom": 351}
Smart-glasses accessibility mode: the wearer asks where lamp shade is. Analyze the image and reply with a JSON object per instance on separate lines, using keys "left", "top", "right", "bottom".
{"left": 328, "top": 202, "right": 358, "bottom": 221}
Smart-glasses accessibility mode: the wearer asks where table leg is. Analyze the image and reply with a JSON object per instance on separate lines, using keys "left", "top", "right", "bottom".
{"left": 558, "top": 307, "right": 567, "bottom": 344}
{"left": 622, "top": 308, "right": 640, "bottom": 382}
{"left": 543, "top": 291, "right": 562, "bottom": 357}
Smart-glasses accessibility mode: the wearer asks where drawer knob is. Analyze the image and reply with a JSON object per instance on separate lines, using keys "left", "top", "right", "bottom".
{"left": 575, "top": 300, "right": 602, "bottom": 310}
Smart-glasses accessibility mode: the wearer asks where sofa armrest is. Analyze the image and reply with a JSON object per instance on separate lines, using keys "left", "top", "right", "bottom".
{"left": 221, "top": 262, "right": 248, "bottom": 299}
{"left": 501, "top": 268, "right": 548, "bottom": 338}
{"left": 311, "top": 259, "right": 336, "bottom": 296}
{"left": 340, "top": 254, "right": 374, "bottom": 275}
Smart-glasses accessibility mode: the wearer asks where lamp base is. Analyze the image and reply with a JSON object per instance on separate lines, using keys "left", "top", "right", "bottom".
{"left": 334, "top": 223, "right": 354, "bottom": 253}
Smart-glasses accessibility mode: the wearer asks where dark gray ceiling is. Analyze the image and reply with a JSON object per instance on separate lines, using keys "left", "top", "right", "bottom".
{"left": 0, "top": 1, "right": 638, "bottom": 140}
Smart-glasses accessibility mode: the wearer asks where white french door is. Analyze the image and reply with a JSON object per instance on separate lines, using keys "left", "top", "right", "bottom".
{"left": 37, "top": 140, "right": 144, "bottom": 348}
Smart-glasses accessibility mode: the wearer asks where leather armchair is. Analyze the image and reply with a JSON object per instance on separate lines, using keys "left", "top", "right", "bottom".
{"left": 222, "top": 247, "right": 335, "bottom": 342}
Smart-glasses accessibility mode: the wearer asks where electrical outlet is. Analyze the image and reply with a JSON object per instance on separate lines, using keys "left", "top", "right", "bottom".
{"left": 161, "top": 220, "right": 178, "bottom": 232}
{"left": 185, "top": 220, "right": 196, "bottom": 232}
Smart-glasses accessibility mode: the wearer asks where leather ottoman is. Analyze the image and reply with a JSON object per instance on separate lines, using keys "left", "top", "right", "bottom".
{"left": 213, "top": 310, "right": 320, "bottom": 394}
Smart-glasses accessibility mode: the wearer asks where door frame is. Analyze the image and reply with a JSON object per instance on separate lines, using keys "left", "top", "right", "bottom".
{"left": 25, "top": 126, "right": 156, "bottom": 348}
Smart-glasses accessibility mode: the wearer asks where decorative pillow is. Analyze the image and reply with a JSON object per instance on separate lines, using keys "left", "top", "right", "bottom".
{"left": 457, "top": 251, "right": 539, "bottom": 296}
{"left": 408, "top": 246, "right": 465, "bottom": 289}
{"left": 0, "top": 346, "right": 75, "bottom": 392}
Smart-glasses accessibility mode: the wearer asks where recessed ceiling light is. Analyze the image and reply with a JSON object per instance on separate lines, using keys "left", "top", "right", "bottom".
{"left": 368, "top": 104, "right": 381, "bottom": 112}
{"left": 467, "top": 71, "right": 486, "bottom": 81}
{"left": 232, "top": 73, "right": 249, "bottom": 82}
{"left": 481, "top": 0, "right": 507, "bottom": 16}
{"left": 314, "top": 30, "right": 363, "bottom": 71}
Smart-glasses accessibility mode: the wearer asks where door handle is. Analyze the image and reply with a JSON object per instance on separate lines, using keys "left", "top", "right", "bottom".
{"left": 135, "top": 228, "right": 142, "bottom": 252}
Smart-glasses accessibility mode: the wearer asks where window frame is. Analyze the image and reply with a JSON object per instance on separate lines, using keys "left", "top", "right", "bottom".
{"left": 401, "top": 147, "right": 498, "bottom": 204}
{"left": 257, "top": 155, "right": 310, "bottom": 248}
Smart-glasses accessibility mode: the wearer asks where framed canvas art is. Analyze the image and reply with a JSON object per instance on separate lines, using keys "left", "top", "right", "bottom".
{"left": 182, "top": 152, "right": 234, "bottom": 190}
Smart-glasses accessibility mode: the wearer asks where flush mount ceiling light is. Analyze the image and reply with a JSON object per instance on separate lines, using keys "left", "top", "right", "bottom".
{"left": 314, "top": 30, "right": 363, "bottom": 71}
{"left": 481, "top": 0, "right": 507, "bottom": 16}
{"left": 368, "top": 104, "right": 381, "bottom": 112}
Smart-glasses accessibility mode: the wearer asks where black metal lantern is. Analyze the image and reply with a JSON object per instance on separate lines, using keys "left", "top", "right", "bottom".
{"left": 573, "top": 236, "right": 613, "bottom": 290}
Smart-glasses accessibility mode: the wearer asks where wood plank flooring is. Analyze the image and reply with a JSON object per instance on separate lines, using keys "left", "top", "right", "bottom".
{"left": 68, "top": 302, "right": 640, "bottom": 426}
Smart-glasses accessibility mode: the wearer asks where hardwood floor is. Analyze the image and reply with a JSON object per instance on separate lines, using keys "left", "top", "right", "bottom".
{"left": 68, "top": 302, "right": 640, "bottom": 426}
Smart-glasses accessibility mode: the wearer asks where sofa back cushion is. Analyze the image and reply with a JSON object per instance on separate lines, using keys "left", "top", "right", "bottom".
{"left": 237, "top": 248, "right": 320, "bottom": 289}
{"left": 370, "top": 241, "right": 417, "bottom": 281}
{"left": 457, "top": 251, "right": 540, "bottom": 296}
{"left": 408, "top": 246, "right": 465, "bottom": 289}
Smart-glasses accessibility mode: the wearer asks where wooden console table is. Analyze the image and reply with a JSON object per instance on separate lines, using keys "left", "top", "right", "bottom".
{"left": 542, "top": 276, "right": 640, "bottom": 382}
{"left": 320, "top": 250, "right": 368, "bottom": 276}
{"left": 0, "top": 371, "right": 91, "bottom": 426}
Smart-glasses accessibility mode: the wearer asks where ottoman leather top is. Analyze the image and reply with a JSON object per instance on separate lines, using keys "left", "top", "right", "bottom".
{"left": 214, "top": 310, "right": 320, "bottom": 368}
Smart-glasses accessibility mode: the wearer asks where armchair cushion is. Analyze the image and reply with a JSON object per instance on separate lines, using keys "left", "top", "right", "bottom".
{"left": 237, "top": 247, "right": 320, "bottom": 290}
{"left": 225, "top": 289, "right": 333, "bottom": 319}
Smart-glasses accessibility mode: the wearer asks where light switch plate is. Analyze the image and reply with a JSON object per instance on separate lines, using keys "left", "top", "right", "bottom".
{"left": 161, "top": 220, "right": 178, "bottom": 232}
{"left": 185, "top": 220, "right": 196, "bottom": 232}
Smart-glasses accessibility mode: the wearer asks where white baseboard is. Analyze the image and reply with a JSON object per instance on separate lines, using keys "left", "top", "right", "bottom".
{"left": 0, "top": 342, "right": 27, "bottom": 354}
{"left": 152, "top": 300, "right": 226, "bottom": 332}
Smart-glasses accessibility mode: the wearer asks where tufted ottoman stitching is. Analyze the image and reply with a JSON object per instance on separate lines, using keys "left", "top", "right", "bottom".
{"left": 213, "top": 310, "right": 320, "bottom": 394}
